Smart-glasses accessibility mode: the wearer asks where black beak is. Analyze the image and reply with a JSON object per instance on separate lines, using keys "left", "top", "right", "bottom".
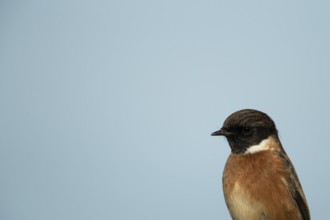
{"left": 211, "top": 129, "right": 231, "bottom": 136}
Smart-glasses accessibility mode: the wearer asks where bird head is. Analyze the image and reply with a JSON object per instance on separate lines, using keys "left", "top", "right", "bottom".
{"left": 211, "top": 109, "right": 278, "bottom": 154}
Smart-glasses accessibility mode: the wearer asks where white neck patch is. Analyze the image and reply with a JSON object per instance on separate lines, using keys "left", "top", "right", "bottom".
{"left": 245, "top": 136, "right": 273, "bottom": 154}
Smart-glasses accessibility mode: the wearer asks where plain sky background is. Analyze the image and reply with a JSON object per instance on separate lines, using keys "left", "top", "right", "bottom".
{"left": 1, "top": 0, "right": 329, "bottom": 219}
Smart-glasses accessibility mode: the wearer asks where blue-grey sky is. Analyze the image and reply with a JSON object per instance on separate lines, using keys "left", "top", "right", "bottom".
{"left": 1, "top": 1, "right": 329, "bottom": 219}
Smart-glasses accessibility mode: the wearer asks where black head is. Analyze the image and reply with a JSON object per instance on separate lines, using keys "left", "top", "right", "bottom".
{"left": 211, "top": 109, "right": 278, "bottom": 154}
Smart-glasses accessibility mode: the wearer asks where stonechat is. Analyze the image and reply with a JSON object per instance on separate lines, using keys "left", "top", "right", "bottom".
{"left": 211, "top": 109, "right": 310, "bottom": 220}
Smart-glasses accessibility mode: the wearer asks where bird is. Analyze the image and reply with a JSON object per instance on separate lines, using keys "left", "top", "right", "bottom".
{"left": 211, "top": 109, "right": 310, "bottom": 220}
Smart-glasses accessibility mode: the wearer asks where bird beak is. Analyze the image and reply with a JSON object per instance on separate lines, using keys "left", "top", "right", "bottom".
{"left": 211, "top": 129, "right": 232, "bottom": 136}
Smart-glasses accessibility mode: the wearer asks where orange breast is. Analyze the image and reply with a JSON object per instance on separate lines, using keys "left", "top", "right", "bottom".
{"left": 222, "top": 151, "right": 301, "bottom": 220}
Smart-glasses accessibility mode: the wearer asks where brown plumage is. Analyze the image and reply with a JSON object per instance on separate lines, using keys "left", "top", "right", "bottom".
{"left": 212, "top": 109, "right": 310, "bottom": 220}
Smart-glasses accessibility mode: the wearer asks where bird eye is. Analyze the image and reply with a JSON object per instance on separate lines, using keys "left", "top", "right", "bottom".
{"left": 242, "top": 127, "right": 251, "bottom": 135}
